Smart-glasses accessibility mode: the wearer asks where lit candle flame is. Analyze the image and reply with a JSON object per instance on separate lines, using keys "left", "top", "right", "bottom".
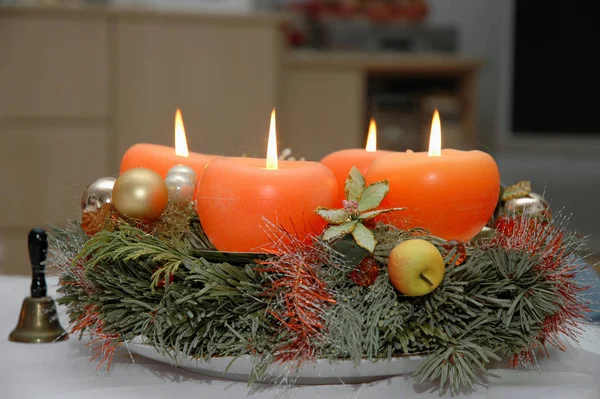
{"left": 266, "top": 108, "right": 278, "bottom": 170}
{"left": 365, "top": 118, "right": 377, "bottom": 152}
{"left": 428, "top": 109, "right": 442, "bottom": 157}
{"left": 175, "top": 108, "right": 189, "bottom": 157}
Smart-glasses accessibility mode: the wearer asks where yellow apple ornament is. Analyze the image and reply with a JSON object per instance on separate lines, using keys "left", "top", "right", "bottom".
{"left": 388, "top": 239, "right": 445, "bottom": 296}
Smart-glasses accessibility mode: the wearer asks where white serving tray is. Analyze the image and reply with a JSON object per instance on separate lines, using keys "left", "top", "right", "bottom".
{"left": 127, "top": 337, "right": 427, "bottom": 385}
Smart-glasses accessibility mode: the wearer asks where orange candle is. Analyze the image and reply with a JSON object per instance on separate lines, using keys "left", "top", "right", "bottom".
{"left": 120, "top": 109, "right": 217, "bottom": 179}
{"left": 196, "top": 110, "right": 338, "bottom": 252}
{"left": 320, "top": 119, "right": 393, "bottom": 204}
{"left": 366, "top": 111, "right": 500, "bottom": 242}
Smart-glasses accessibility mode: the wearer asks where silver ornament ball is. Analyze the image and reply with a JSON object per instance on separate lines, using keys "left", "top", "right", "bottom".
{"left": 505, "top": 192, "right": 552, "bottom": 220}
{"left": 81, "top": 176, "right": 117, "bottom": 213}
{"left": 471, "top": 226, "right": 495, "bottom": 243}
{"left": 166, "top": 164, "right": 197, "bottom": 186}
{"left": 165, "top": 173, "right": 195, "bottom": 204}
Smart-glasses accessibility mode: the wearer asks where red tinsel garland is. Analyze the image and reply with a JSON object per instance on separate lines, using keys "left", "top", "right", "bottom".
{"left": 493, "top": 214, "right": 591, "bottom": 366}
{"left": 60, "top": 258, "right": 121, "bottom": 370}
{"left": 257, "top": 227, "right": 338, "bottom": 365}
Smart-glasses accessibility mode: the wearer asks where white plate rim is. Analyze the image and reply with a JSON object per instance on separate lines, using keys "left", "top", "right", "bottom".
{"left": 127, "top": 336, "right": 428, "bottom": 385}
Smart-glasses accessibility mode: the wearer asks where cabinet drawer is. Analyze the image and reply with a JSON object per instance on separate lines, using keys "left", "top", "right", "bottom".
{"left": 0, "top": 15, "right": 109, "bottom": 118}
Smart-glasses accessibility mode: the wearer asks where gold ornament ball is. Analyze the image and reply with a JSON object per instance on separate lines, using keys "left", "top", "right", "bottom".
{"left": 388, "top": 239, "right": 445, "bottom": 297}
{"left": 112, "top": 168, "right": 169, "bottom": 221}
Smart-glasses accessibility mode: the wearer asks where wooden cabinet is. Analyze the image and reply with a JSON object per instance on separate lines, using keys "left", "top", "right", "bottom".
{"left": 0, "top": 9, "right": 112, "bottom": 274}
{"left": 114, "top": 12, "right": 284, "bottom": 164}
{"left": 0, "top": 7, "right": 286, "bottom": 274}
{"left": 280, "top": 51, "right": 482, "bottom": 160}
{"left": 0, "top": 12, "right": 109, "bottom": 118}
{"left": 280, "top": 67, "right": 365, "bottom": 160}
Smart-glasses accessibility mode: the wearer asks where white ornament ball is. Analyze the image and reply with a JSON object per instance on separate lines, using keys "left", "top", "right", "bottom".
{"left": 165, "top": 173, "right": 195, "bottom": 204}
{"left": 166, "top": 164, "right": 197, "bottom": 186}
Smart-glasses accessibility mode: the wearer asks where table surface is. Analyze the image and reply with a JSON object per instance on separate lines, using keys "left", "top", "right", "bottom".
{"left": 2, "top": 275, "right": 600, "bottom": 399}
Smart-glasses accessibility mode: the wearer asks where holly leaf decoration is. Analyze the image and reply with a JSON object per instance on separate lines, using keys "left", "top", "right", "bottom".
{"left": 323, "top": 220, "right": 358, "bottom": 241}
{"left": 345, "top": 166, "right": 365, "bottom": 202}
{"left": 358, "top": 181, "right": 389, "bottom": 212}
{"left": 359, "top": 207, "right": 406, "bottom": 220}
{"left": 315, "top": 207, "right": 350, "bottom": 224}
{"left": 351, "top": 222, "right": 376, "bottom": 252}
{"left": 317, "top": 168, "right": 396, "bottom": 253}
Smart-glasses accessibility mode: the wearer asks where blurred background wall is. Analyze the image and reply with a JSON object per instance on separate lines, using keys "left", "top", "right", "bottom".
{"left": 1, "top": 0, "right": 598, "bottom": 273}
{"left": 425, "top": 0, "right": 600, "bottom": 251}
{"left": 422, "top": 1, "right": 600, "bottom": 251}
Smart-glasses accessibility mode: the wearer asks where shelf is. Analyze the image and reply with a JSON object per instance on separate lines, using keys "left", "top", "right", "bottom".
{"left": 286, "top": 50, "right": 483, "bottom": 74}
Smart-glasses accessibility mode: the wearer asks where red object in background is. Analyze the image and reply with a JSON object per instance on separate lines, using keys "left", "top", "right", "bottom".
{"left": 287, "top": 1, "right": 429, "bottom": 23}
{"left": 399, "top": 2, "right": 429, "bottom": 20}
{"left": 286, "top": 28, "right": 305, "bottom": 47}
{"left": 285, "top": 1, "right": 430, "bottom": 47}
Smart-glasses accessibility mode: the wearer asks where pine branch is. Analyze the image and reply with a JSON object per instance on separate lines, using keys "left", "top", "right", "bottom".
{"left": 51, "top": 212, "right": 590, "bottom": 394}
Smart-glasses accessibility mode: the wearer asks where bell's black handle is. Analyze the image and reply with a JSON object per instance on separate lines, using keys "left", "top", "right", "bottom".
{"left": 28, "top": 228, "right": 48, "bottom": 298}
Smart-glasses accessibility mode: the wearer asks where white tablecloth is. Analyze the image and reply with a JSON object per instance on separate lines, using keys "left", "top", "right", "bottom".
{"left": 2, "top": 275, "right": 600, "bottom": 399}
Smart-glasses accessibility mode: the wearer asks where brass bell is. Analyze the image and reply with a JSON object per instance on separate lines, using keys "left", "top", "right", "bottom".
{"left": 8, "top": 228, "right": 68, "bottom": 344}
